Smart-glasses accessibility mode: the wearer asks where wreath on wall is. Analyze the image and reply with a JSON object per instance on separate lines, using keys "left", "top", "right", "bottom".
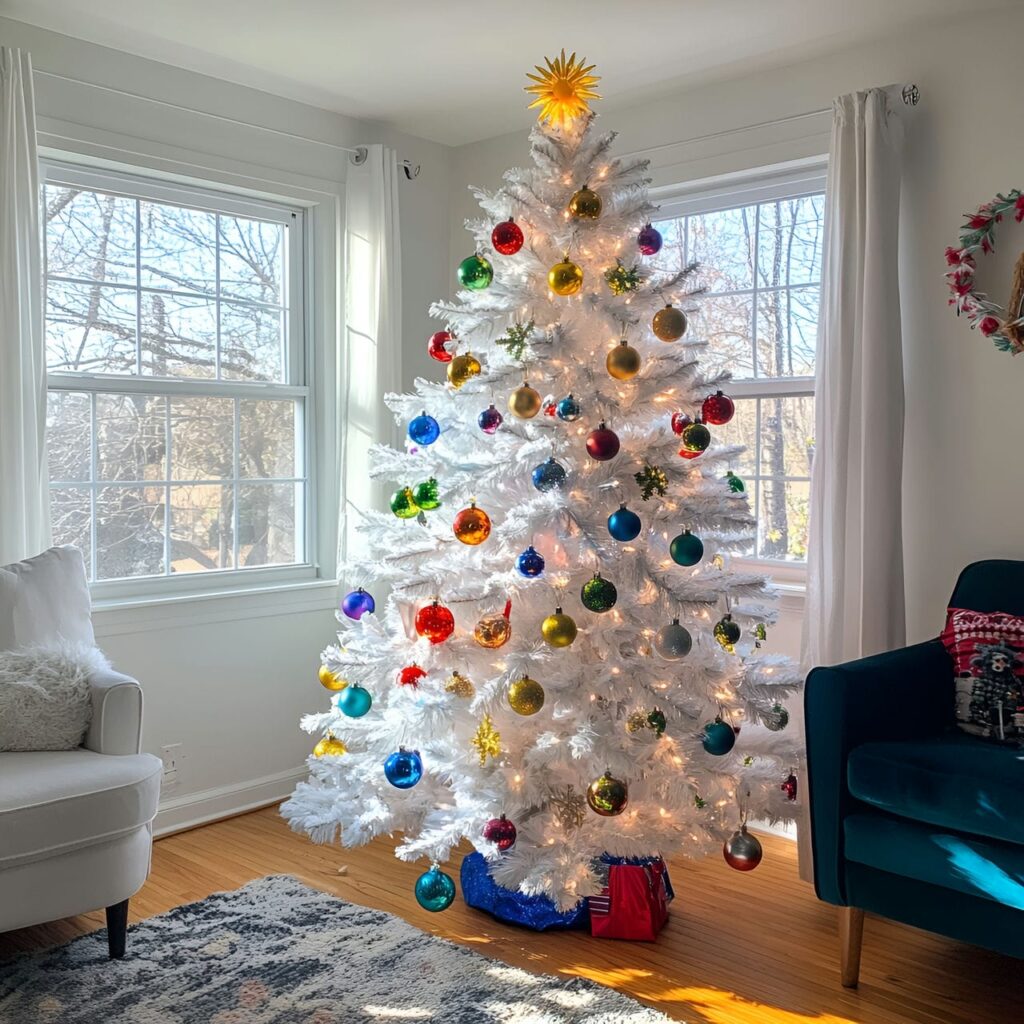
{"left": 945, "top": 189, "right": 1024, "bottom": 354}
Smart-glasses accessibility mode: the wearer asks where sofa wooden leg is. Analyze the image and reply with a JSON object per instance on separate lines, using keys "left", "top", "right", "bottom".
{"left": 106, "top": 899, "right": 129, "bottom": 959}
{"left": 840, "top": 906, "right": 865, "bottom": 988}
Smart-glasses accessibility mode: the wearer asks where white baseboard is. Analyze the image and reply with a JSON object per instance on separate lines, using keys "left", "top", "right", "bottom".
{"left": 154, "top": 765, "right": 308, "bottom": 837}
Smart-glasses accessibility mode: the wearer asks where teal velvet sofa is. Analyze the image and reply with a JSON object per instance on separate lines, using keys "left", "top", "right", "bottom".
{"left": 805, "top": 560, "right": 1024, "bottom": 987}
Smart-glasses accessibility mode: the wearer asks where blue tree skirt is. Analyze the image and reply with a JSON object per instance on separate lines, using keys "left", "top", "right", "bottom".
{"left": 460, "top": 853, "right": 590, "bottom": 931}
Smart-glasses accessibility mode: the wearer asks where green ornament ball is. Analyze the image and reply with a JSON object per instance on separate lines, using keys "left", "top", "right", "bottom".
{"left": 390, "top": 486, "right": 420, "bottom": 519}
{"left": 670, "top": 529, "right": 704, "bottom": 567}
{"left": 580, "top": 573, "right": 617, "bottom": 613}
{"left": 682, "top": 421, "right": 712, "bottom": 453}
{"left": 726, "top": 471, "right": 745, "bottom": 493}
{"left": 647, "top": 708, "right": 667, "bottom": 736}
{"left": 412, "top": 478, "right": 441, "bottom": 511}
{"left": 457, "top": 253, "right": 493, "bottom": 290}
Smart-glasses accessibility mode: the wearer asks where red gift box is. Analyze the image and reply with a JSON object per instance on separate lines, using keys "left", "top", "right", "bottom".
{"left": 589, "top": 857, "right": 672, "bottom": 941}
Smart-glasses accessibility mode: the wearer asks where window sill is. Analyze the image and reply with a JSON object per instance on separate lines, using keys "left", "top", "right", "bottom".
{"left": 92, "top": 577, "right": 339, "bottom": 638}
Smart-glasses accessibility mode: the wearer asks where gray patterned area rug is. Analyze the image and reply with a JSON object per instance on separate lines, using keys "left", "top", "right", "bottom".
{"left": 0, "top": 875, "right": 677, "bottom": 1024}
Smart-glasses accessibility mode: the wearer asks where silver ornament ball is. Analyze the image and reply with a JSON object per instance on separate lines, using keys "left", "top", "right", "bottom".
{"left": 723, "top": 825, "right": 763, "bottom": 871}
{"left": 654, "top": 619, "right": 692, "bottom": 660}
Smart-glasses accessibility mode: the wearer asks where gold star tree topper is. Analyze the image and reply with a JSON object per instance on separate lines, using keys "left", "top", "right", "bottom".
{"left": 471, "top": 714, "right": 501, "bottom": 766}
{"left": 525, "top": 50, "right": 600, "bottom": 126}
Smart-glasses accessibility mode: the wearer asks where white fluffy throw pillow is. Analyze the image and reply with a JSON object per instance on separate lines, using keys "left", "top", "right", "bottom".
{"left": 0, "top": 644, "right": 107, "bottom": 752}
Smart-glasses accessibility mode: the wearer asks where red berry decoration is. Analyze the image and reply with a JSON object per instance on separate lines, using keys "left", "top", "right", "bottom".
{"left": 398, "top": 664, "right": 427, "bottom": 687}
{"left": 670, "top": 411, "right": 692, "bottom": 436}
{"left": 702, "top": 390, "right": 735, "bottom": 426}
{"left": 483, "top": 814, "right": 517, "bottom": 851}
{"left": 491, "top": 218, "right": 524, "bottom": 256}
{"left": 414, "top": 600, "right": 455, "bottom": 644}
{"left": 428, "top": 330, "right": 454, "bottom": 363}
{"left": 586, "top": 422, "right": 621, "bottom": 461}
{"left": 543, "top": 399, "right": 557, "bottom": 417}
{"left": 782, "top": 772, "right": 799, "bottom": 802}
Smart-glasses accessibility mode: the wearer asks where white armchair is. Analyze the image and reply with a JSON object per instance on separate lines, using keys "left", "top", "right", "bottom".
{"left": 0, "top": 547, "right": 162, "bottom": 958}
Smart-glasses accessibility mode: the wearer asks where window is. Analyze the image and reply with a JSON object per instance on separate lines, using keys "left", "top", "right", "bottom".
{"left": 42, "top": 163, "right": 310, "bottom": 591}
{"left": 653, "top": 164, "right": 825, "bottom": 565}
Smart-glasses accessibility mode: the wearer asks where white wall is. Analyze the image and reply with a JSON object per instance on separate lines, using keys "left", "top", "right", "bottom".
{"left": 0, "top": 14, "right": 452, "bottom": 830}
{"left": 444, "top": 9, "right": 1024, "bottom": 653}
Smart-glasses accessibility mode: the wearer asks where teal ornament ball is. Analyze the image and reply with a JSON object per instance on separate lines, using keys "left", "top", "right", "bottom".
{"left": 414, "top": 865, "right": 456, "bottom": 912}
{"left": 670, "top": 529, "right": 704, "bottom": 566}
{"left": 337, "top": 684, "right": 372, "bottom": 718}
{"left": 702, "top": 718, "right": 736, "bottom": 756}
{"left": 457, "top": 253, "right": 493, "bottom": 290}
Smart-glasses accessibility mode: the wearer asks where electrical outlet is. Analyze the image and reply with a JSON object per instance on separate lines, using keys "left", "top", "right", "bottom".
{"left": 161, "top": 743, "right": 183, "bottom": 776}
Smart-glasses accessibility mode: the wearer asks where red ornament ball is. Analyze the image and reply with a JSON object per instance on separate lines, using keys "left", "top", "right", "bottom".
{"left": 782, "top": 772, "right": 799, "bottom": 802}
{"left": 415, "top": 601, "right": 455, "bottom": 644}
{"left": 483, "top": 814, "right": 517, "bottom": 851}
{"left": 398, "top": 664, "right": 427, "bottom": 687}
{"left": 678, "top": 447, "right": 703, "bottom": 460}
{"left": 671, "top": 411, "right": 692, "bottom": 436}
{"left": 586, "top": 422, "right": 621, "bottom": 461}
{"left": 491, "top": 218, "right": 524, "bottom": 256}
{"left": 427, "top": 331, "right": 453, "bottom": 363}
{"left": 702, "top": 391, "right": 735, "bottom": 426}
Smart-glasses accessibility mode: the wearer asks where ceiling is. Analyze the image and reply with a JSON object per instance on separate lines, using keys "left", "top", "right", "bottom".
{"left": 0, "top": 0, "right": 1009, "bottom": 146}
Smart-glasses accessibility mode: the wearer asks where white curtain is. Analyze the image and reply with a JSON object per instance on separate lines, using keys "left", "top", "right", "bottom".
{"left": 0, "top": 48, "right": 50, "bottom": 566}
{"left": 803, "top": 88, "right": 906, "bottom": 669}
{"left": 339, "top": 145, "right": 402, "bottom": 566}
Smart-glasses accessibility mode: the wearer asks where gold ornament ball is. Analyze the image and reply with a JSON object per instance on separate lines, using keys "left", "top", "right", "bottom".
{"left": 474, "top": 610, "right": 512, "bottom": 649}
{"left": 318, "top": 665, "right": 348, "bottom": 692}
{"left": 445, "top": 671, "right": 475, "bottom": 698}
{"left": 541, "top": 609, "right": 577, "bottom": 648}
{"left": 508, "top": 675, "right": 545, "bottom": 716}
{"left": 568, "top": 184, "right": 603, "bottom": 220}
{"left": 587, "top": 771, "right": 629, "bottom": 816}
{"left": 453, "top": 502, "right": 492, "bottom": 545}
{"left": 447, "top": 352, "right": 482, "bottom": 389}
{"left": 606, "top": 339, "right": 642, "bottom": 380}
{"left": 652, "top": 304, "right": 688, "bottom": 342}
{"left": 313, "top": 735, "right": 347, "bottom": 758}
{"left": 508, "top": 381, "right": 542, "bottom": 419}
{"left": 626, "top": 710, "right": 649, "bottom": 734}
{"left": 548, "top": 257, "right": 584, "bottom": 296}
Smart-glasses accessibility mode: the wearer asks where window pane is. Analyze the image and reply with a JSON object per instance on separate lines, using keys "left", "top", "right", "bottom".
{"left": 758, "top": 396, "right": 815, "bottom": 478}
{"left": 44, "top": 186, "right": 136, "bottom": 285}
{"left": 238, "top": 483, "right": 297, "bottom": 567}
{"left": 139, "top": 200, "right": 216, "bottom": 295}
{"left": 49, "top": 487, "right": 92, "bottom": 574}
{"left": 169, "top": 397, "right": 234, "bottom": 480}
{"left": 95, "top": 485, "right": 165, "bottom": 579}
{"left": 220, "top": 301, "right": 284, "bottom": 382}
{"left": 689, "top": 294, "right": 754, "bottom": 380}
{"left": 95, "top": 393, "right": 165, "bottom": 483}
{"left": 169, "top": 484, "right": 233, "bottom": 573}
{"left": 46, "top": 281, "right": 137, "bottom": 374}
{"left": 758, "top": 195, "right": 824, "bottom": 287}
{"left": 688, "top": 206, "right": 755, "bottom": 293}
{"left": 140, "top": 292, "right": 217, "bottom": 378}
{"left": 712, "top": 397, "right": 757, "bottom": 478}
{"left": 239, "top": 399, "right": 296, "bottom": 479}
{"left": 758, "top": 479, "right": 810, "bottom": 561}
{"left": 756, "top": 286, "right": 818, "bottom": 378}
{"left": 47, "top": 391, "right": 91, "bottom": 482}
{"left": 219, "top": 216, "right": 284, "bottom": 306}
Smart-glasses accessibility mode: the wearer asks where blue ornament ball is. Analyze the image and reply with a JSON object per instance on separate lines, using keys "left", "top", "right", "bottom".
{"left": 702, "top": 719, "right": 736, "bottom": 756}
{"left": 408, "top": 412, "right": 440, "bottom": 446}
{"left": 607, "top": 504, "right": 641, "bottom": 542}
{"left": 532, "top": 457, "right": 567, "bottom": 492}
{"left": 556, "top": 394, "right": 582, "bottom": 422}
{"left": 384, "top": 748, "right": 423, "bottom": 788}
{"left": 478, "top": 404, "right": 503, "bottom": 434}
{"left": 341, "top": 587, "right": 375, "bottom": 620}
{"left": 670, "top": 529, "right": 704, "bottom": 566}
{"left": 337, "top": 684, "right": 372, "bottom": 718}
{"left": 516, "top": 545, "right": 545, "bottom": 578}
{"left": 414, "top": 865, "right": 456, "bottom": 912}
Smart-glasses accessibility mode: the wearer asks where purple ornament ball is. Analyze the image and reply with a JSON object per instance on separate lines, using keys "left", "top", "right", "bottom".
{"left": 638, "top": 223, "right": 663, "bottom": 257}
{"left": 341, "top": 587, "right": 375, "bottom": 620}
{"left": 478, "top": 404, "right": 503, "bottom": 434}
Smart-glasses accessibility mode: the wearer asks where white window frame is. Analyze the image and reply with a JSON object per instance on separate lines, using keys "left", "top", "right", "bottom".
{"left": 41, "top": 159, "right": 316, "bottom": 601}
{"left": 652, "top": 158, "right": 828, "bottom": 583}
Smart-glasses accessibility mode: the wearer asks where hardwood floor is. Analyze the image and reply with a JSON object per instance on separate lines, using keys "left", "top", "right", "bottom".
{"left": 2, "top": 805, "right": 1021, "bottom": 1023}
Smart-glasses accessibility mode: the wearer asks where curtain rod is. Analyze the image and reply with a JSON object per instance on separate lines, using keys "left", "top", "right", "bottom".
{"left": 32, "top": 68, "right": 421, "bottom": 179}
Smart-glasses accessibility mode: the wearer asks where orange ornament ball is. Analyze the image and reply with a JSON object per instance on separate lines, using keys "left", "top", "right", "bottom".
{"left": 453, "top": 502, "right": 492, "bottom": 545}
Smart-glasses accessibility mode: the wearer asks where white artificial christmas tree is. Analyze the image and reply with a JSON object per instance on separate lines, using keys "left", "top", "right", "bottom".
{"left": 284, "top": 53, "right": 802, "bottom": 917}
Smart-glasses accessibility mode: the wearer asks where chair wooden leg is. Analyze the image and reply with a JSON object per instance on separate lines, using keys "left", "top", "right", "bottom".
{"left": 106, "top": 899, "right": 129, "bottom": 960}
{"left": 839, "top": 906, "right": 865, "bottom": 988}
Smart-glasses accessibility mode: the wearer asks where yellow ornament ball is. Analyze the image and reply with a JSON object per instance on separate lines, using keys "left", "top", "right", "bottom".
{"left": 541, "top": 608, "right": 578, "bottom": 648}
{"left": 448, "top": 351, "right": 482, "bottom": 389}
{"left": 652, "top": 303, "right": 688, "bottom": 342}
{"left": 508, "top": 675, "right": 545, "bottom": 716}
{"left": 508, "top": 381, "right": 542, "bottom": 419}
{"left": 318, "top": 665, "right": 348, "bottom": 691}
{"left": 606, "top": 339, "right": 642, "bottom": 380}
{"left": 313, "top": 735, "right": 347, "bottom": 758}
{"left": 568, "top": 184, "right": 603, "bottom": 220}
{"left": 548, "top": 257, "right": 584, "bottom": 296}
{"left": 453, "top": 501, "right": 492, "bottom": 545}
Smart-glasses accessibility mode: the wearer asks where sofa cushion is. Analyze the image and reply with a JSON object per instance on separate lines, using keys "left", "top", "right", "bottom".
{"left": 0, "top": 546, "right": 94, "bottom": 653}
{"left": 848, "top": 733, "right": 1024, "bottom": 846}
{"left": 0, "top": 749, "right": 162, "bottom": 867}
{"left": 844, "top": 813, "right": 1024, "bottom": 910}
